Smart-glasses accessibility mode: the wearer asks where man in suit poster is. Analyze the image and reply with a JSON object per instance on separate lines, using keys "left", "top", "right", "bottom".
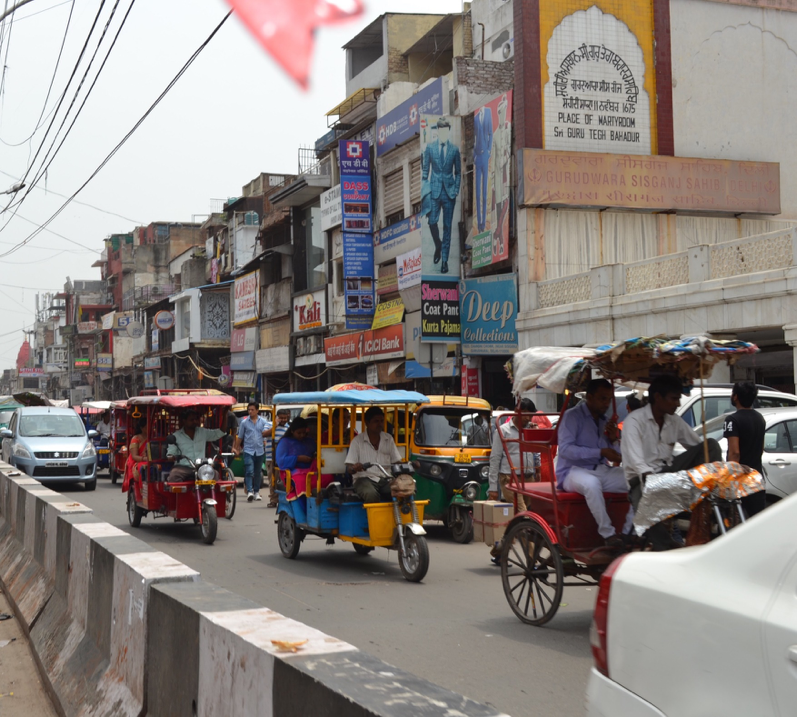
{"left": 420, "top": 115, "right": 462, "bottom": 278}
{"left": 473, "top": 104, "right": 493, "bottom": 234}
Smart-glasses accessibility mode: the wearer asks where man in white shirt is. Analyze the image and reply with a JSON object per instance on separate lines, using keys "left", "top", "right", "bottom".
{"left": 345, "top": 406, "right": 403, "bottom": 503}
{"left": 622, "top": 374, "right": 721, "bottom": 549}
{"left": 487, "top": 399, "right": 537, "bottom": 512}
{"left": 96, "top": 410, "right": 111, "bottom": 439}
{"left": 167, "top": 409, "right": 227, "bottom": 481}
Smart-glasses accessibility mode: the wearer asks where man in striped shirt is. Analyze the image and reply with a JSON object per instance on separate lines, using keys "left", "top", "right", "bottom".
{"left": 266, "top": 409, "right": 291, "bottom": 507}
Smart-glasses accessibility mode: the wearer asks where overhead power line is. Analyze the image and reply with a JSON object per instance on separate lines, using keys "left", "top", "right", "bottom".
{"left": 0, "top": 0, "right": 36, "bottom": 24}
{"left": 0, "top": 9, "right": 232, "bottom": 260}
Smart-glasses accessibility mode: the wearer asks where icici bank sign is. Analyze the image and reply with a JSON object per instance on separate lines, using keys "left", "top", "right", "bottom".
{"left": 293, "top": 289, "right": 327, "bottom": 333}
{"left": 325, "top": 324, "right": 405, "bottom": 366}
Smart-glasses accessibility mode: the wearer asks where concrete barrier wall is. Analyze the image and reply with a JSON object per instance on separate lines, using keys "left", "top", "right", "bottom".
{"left": 0, "top": 462, "right": 509, "bottom": 717}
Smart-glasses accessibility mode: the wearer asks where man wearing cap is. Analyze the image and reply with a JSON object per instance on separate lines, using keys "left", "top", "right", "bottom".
{"left": 422, "top": 117, "right": 461, "bottom": 275}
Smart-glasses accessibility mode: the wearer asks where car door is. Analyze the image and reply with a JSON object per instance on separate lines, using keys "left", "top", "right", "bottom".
{"left": 763, "top": 549, "right": 797, "bottom": 714}
{"left": 761, "top": 421, "right": 797, "bottom": 498}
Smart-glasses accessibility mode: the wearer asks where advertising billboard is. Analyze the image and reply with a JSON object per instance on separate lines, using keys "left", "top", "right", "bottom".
{"left": 234, "top": 270, "right": 260, "bottom": 325}
{"left": 376, "top": 77, "right": 444, "bottom": 157}
{"left": 459, "top": 274, "right": 518, "bottom": 355}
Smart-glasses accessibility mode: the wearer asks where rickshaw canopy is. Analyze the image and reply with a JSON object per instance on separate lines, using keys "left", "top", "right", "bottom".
{"left": 273, "top": 389, "right": 429, "bottom": 405}
{"left": 127, "top": 394, "right": 235, "bottom": 408}
{"left": 80, "top": 400, "right": 113, "bottom": 411}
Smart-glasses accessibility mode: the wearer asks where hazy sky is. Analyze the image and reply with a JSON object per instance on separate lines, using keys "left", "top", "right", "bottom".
{"left": 0, "top": 0, "right": 463, "bottom": 370}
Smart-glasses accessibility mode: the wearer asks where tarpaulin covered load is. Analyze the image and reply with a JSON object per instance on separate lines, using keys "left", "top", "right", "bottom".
{"left": 633, "top": 461, "right": 764, "bottom": 535}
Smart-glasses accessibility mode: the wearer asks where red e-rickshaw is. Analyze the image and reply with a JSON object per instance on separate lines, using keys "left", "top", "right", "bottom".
{"left": 496, "top": 337, "right": 762, "bottom": 625}
{"left": 108, "top": 400, "right": 127, "bottom": 484}
{"left": 122, "top": 390, "right": 237, "bottom": 545}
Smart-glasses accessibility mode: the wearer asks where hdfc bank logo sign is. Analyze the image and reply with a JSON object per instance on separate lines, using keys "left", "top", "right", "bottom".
{"left": 378, "top": 125, "right": 387, "bottom": 145}
{"left": 409, "top": 104, "right": 418, "bottom": 126}
{"left": 345, "top": 141, "right": 362, "bottom": 158}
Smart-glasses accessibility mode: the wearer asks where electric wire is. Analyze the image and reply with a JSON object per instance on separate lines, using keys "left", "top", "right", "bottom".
{"left": 0, "top": 9, "right": 232, "bottom": 260}
{"left": 0, "top": 0, "right": 74, "bottom": 147}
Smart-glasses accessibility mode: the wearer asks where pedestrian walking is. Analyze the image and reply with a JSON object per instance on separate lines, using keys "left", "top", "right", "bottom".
{"left": 233, "top": 401, "right": 269, "bottom": 502}
{"left": 723, "top": 381, "right": 767, "bottom": 516}
{"left": 265, "top": 408, "right": 291, "bottom": 507}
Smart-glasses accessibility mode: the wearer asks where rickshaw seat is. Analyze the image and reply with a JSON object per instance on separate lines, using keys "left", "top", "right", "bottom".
{"left": 521, "top": 482, "right": 628, "bottom": 503}
{"left": 147, "top": 440, "right": 170, "bottom": 462}
{"left": 319, "top": 447, "right": 347, "bottom": 475}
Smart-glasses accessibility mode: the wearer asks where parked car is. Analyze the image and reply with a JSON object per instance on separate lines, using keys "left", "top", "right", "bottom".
{"left": 0, "top": 407, "right": 98, "bottom": 490}
{"left": 586, "top": 493, "right": 797, "bottom": 716}
{"left": 579, "top": 384, "right": 797, "bottom": 427}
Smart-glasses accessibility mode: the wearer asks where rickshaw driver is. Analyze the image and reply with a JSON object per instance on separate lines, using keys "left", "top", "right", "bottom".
{"left": 345, "top": 406, "right": 403, "bottom": 503}
{"left": 556, "top": 378, "right": 632, "bottom": 548}
{"left": 166, "top": 409, "right": 227, "bottom": 481}
{"left": 622, "top": 374, "right": 722, "bottom": 550}
{"left": 97, "top": 410, "right": 111, "bottom": 439}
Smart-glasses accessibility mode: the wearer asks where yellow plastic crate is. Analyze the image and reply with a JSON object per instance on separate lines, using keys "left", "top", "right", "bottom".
{"left": 363, "top": 500, "right": 428, "bottom": 545}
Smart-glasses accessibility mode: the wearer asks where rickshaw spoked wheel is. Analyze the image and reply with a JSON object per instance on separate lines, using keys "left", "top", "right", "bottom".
{"left": 110, "top": 468, "right": 118, "bottom": 485}
{"left": 200, "top": 504, "right": 218, "bottom": 545}
{"left": 353, "top": 543, "right": 374, "bottom": 556}
{"left": 127, "top": 491, "right": 144, "bottom": 528}
{"left": 278, "top": 512, "right": 303, "bottom": 559}
{"left": 225, "top": 468, "right": 237, "bottom": 520}
{"left": 450, "top": 507, "right": 474, "bottom": 544}
{"left": 501, "top": 520, "right": 564, "bottom": 626}
{"left": 398, "top": 532, "right": 429, "bottom": 582}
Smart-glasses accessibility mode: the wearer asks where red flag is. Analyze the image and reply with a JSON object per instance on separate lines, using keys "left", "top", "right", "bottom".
{"left": 227, "top": 0, "right": 365, "bottom": 89}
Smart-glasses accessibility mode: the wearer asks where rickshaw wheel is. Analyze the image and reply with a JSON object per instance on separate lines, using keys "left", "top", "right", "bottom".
{"left": 111, "top": 469, "right": 118, "bottom": 485}
{"left": 225, "top": 469, "right": 237, "bottom": 520}
{"left": 450, "top": 508, "right": 473, "bottom": 544}
{"left": 501, "top": 521, "right": 564, "bottom": 626}
{"left": 353, "top": 543, "right": 374, "bottom": 555}
{"left": 278, "top": 512, "right": 302, "bottom": 559}
{"left": 200, "top": 505, "right": 218, "bottom": 545}
{"left": 127, "top": 491, "right": 144, "bottom": 528}
{"left": 398, "top": 533, "right": 429, "bottom": 582}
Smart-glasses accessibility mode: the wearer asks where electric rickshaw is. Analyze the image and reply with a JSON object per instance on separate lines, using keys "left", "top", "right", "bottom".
{"left": 409, "top": 395, "right": 493, "bottom": 543}
{"left": 272, "top": 389, "right": 431, "bottom": 582}
{"left": 108, "top": 400, "right": 127, "bottom": 484}
{"left": 497, "top": 337, "right": 764, "bottom": 626}
{"left": 77, "top": 400, "right": 112, "bottom": 472}
{"left": 122, "top": 390, "right": 237, "bottom": 544}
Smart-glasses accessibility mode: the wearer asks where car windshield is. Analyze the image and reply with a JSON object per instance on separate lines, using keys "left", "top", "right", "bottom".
{"left": 415, "top": 408, "right": 492, "bottom": 447}
{"left": 19, "top": 414, "right": 86, "bottom": 437}
{"left": 0, "top": 411, "right": 13, "bottom": 427}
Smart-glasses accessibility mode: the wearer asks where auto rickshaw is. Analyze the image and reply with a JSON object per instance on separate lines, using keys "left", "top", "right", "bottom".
{"left": 409, "top": 395, "right": 492, "bottom": 543}
{"left": 272, "top": 389, "right": 431, "bottom": 582}
{"left": 122, "top": 390, "right": 237, "bottom": 544}
{"left": 77, "top": 401, "right": 112, "bottom": 472}
{"left": 108, "top": 400, "right": 127, "bottom": 484}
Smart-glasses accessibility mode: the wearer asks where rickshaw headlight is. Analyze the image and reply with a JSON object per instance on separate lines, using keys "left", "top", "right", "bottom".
{"left": 429, "top": 463, "right": 442, "bottom": 477}
{"left": 463, "top": 483, "right": 479, "bottom": 502}
{"left": 197, "top": 464, "right": 216, "bottom": 482}
{"left": 81, "top": 442, "right": 96, "bottom": 459}
{"left": 479, "top": 465, "right": 489, "bottom": 479}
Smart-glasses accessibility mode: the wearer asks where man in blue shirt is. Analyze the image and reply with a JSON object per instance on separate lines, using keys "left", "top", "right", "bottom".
{"left": 233, "top": 401, "right": 269, "bottom": 502}
{"left": 556, "top": 379, "right": 631, "bottom": 547}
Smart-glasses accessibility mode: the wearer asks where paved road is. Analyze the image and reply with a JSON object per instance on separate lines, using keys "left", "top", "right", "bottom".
{"left": 66, "top": 476, "right": 595, "bottom": 716}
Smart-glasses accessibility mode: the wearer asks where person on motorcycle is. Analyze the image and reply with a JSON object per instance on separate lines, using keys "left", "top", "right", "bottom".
{"left": 166, "top": 409, "right": 227, "bottom": 481}
{"left": 345, "top": 406, "right": 402, "bottom": 503}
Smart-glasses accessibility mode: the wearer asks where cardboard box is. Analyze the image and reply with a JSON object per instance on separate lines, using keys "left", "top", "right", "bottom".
{"left": 473, "top": 500, "right": 514, "bottom": 546}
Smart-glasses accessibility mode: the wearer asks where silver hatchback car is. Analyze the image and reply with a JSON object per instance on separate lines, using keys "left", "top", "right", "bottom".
{"left": 0, "top": 407, "right": 98, "bottom": 490}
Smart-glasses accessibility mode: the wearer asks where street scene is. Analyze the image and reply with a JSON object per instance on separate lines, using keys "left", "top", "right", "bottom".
{"left": 1, "top": 0, "right": 797, "bottom": 716}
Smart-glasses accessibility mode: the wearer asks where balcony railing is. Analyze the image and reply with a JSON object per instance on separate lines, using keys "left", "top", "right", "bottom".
{"left": 122, "top": 283, "right": 179, "bottom": 311}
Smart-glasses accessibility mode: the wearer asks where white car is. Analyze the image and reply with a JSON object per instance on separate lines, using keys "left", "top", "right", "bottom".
{"left": 586, "top": 494, "right": 797, "bottom": 716}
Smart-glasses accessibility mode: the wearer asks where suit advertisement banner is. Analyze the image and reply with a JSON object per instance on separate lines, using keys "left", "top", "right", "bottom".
{"left": 420, "top": 115, "right": 462, "bottom": 281}
{"left": 459, "top": 274, "right": 518, "bottom": 355}
{"left": 421, "top": 280, "right": 460, "bottom": 343}
{"left": 472, "top": 91, "right": 513, "bottom": 267}
{"left": 339, "top": 140, "right": 372, "bottom": 233}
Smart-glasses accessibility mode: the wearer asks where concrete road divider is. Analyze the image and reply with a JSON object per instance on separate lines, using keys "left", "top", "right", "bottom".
{"left": 0, "top": 462, "right": 510, "bottom": 717}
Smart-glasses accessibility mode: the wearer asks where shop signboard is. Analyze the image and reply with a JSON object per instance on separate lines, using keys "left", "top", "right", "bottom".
{"left": 234, "top": 270, "right": 260, "bottom": 325}
{"left": 421, "top": 281, "right": 460, "bottom": 343}
{"left": 459, "top": 274, "right": 518, "bottom": 355}
{"left": 472, "top": 91, "right": 513, "bottom": 266}
{"left": 144, "top": 357, "right": 161, "bottom": 370}
{"left": 376, "top": 77, "right": 444, "bottom": 157}
{"left": 293, "top": 289, "right": 326, "bottom": 333}
{"left": 255, "top": 346, "right": 290, "bottom": 374}
{"left": 231, "top": 326, "right": 258, "bottom": 353}
{"left": 260, "top": 318, "right": 291, "bottom": 348}
{"left": 18, "top": 367, "right": 45, "bottom": 377}
{"left": 324, "top": 324, "right": 404, "bottom": 367}
{"left": 151, "top": 328, "right": 159, "bottom": 352}
{"left": 397, "top": 246, "right": 422, "bottom": 290}
{"left": 419, "top": 114, "right": 462, "bottom": 282}
{"left": 371, "top": 298, "right": 405, "bottom": 330}
{"left": 97, "top": 354, "right": 113, "bottom": 372}
{"left": 229, "top": 351, "right": 256, "bottom": 371}
{"left": 343, "top": 232, "right": 375, "bottom": 329}
{"left": 232, "top": 371, "right": 257, "bottom": 388}
{"left": 339, "top": 140, "right": 372, "bottom": 233}
{"left": 374, "top": 214, "right": 422, "bottom": 265}
{"left": 154, "top": 311, "right": 175, "bottom": 331}
{"left": 144, "top": 371, "right": 155, "bottom": 389}
{"left": 377, "top": 263, "right": 398, "bottom": 296}
{"left": 74, "top": 358, "right": 92, "bottom": 368}
{"left": 320, "top": 184, "right": 342, "bottom": 231}
{"left": 405, "top": 356, "right": 458, "bottom": 378}
{"left": 77, "top": 321, "right": 98, "bottom": 334}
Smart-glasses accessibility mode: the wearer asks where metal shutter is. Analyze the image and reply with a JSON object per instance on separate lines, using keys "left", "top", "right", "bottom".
{"left": 383, "top": 168, "right": 404, "bottom": 217}
{"left": 409, "top": 158, "right": 421, "bottom": 205}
